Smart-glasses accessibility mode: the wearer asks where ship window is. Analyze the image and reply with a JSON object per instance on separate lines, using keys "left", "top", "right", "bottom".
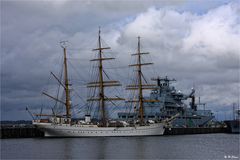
{"left": 122, "top": 116, "right": 126, "bottom": 118}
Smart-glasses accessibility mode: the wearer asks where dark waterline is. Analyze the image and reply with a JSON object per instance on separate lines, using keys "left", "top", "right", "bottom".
{"left": 1, "top": 133, "right": 239, "bottom": 159}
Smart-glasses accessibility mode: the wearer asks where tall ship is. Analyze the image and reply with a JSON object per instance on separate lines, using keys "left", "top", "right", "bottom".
{"left": 118, "top": 76, "right": 215, "bottom": 128}
{"left": 32, "top": 29, "right": 165, "bottom": 137}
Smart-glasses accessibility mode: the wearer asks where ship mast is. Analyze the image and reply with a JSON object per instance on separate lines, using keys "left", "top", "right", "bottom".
{"left": 97, "top": 28, "right": 106, "bottom": 126}
{"left": 87, "top": 28, "right": 124, "bottom": 127}
{"left": 126, "top": 37, "right": 158, "bottom": 125}
{"left": 137, "top": 37, "right": 144, "bottom": 124}
{"left": 62, "top": 42, "right": 71, "bottom": 123}
{"left": 41, "top": 42, "right": 72, "bottom": 123}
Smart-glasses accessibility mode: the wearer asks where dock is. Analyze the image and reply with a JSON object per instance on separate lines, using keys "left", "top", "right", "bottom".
{"left": 1, "top": 125, "right": 44, "bottom": 139}
{"left": 164, "top": 127, "right": 227, "bottom": 135}
{"left": 0, "top": 124, "right": 232, "bottom": 138}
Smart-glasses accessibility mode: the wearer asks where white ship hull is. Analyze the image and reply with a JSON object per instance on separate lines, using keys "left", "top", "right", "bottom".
{"left": 33, "top": 122, "right": 165, "bottom": 137}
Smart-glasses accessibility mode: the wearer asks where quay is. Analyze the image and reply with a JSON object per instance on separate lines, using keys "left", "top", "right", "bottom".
{"left": 164, "top": 127, "right": 227, "bottom": 135}
{"left": 0, "top": 124, "right": 232, "bottom": 138}
{"left": 1, "top": 125, "right": 44, "bottom": 139}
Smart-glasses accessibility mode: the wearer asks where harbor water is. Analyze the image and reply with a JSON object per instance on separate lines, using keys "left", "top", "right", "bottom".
{"left": 1, "top": 133, "right": 239, "bottom": 159}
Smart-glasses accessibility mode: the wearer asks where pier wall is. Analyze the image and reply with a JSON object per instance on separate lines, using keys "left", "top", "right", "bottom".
{"left": 164, "top": 127, "right": 227, "bottom": 135}
{"left": 1, "top": 126, "right": 44, "bottom": 139}
{"left": 1, "top": 125, "right": 231, "bottom": 138}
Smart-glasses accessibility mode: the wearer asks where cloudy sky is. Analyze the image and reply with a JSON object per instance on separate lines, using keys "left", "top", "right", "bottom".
{"left": 1, "top": 0, "right": 240, "bottom": 121}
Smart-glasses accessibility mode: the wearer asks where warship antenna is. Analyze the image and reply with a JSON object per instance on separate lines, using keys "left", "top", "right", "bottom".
{"left": 126, "top": 36, "right": 159, "bottom": 125}
{"left": 87, "top": 28, "right": 124, "bottom": 127}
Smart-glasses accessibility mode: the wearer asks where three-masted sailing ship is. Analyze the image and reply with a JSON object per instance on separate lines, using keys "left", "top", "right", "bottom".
{"left": 32, "top": 29, "right": 165, "bottom": 137}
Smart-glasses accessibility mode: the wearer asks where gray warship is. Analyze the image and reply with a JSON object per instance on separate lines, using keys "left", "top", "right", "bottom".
{"left": 118, "top": 76, "right": 215, "bottom": 127}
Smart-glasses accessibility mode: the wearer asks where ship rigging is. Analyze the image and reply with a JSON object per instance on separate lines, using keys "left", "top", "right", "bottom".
{"left": 32, "top": 28, "right": 165, "bottom": 137}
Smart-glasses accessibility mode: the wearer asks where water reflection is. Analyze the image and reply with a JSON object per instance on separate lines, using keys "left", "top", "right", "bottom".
{"left": 1, "top": 134, "right": 239, "bottom": 159}
{"left": 63, "top": 138, "right": 74, "bottom": 159}
{"left": 59, "top": 137, "right": 147, "bottom": 159}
